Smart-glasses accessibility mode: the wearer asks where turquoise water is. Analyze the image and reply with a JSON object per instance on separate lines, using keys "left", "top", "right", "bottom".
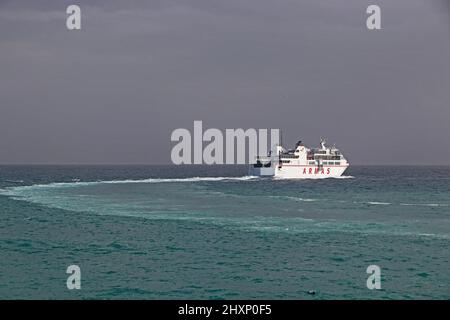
{"left": 0, "top": 165, "right": 449, "bottom": 299}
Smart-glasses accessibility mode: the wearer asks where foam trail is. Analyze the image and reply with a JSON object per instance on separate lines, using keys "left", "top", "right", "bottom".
{"left": 400, "top": 203, "right": 449, "bottom": 207}
{"left": 286, "top": 197, "right": 319, "bottom": 202}
{"left": 367, "top": 202, "right": 391, "bottom": 205}
{"left": 0, "top": 176, "right": 259, "bottom": 194}
{"left": 102, "top": 176, "right": 258, "bottom": 184}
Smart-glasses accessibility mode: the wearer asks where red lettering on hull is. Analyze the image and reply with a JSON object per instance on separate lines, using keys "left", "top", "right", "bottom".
{"left": 300, "top": 167, "right": 333, "bottom": 175}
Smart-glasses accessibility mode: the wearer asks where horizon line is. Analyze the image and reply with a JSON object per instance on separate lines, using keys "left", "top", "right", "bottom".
{"left": 1, "top": 163, "right": 450, "bottom": 166}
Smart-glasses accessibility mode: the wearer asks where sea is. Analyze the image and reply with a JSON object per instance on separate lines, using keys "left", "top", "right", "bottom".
{"left": 0, "top": 165, "right": 448, "bottom": 299}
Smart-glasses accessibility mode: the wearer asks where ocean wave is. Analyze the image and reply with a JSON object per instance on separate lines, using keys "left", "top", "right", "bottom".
{"left": 284, "top": 198, "right": 394, "bottom": 205}
{"left": 286, "top": 197, "right": 319, "bottom": 202}
{"left": 1, "top": 185, "right": 448, "bottom": 240}
{"left": 366, "top": 202, "right": 391, "bottom": 205}
{"left": 400, "top": 203, "right": 449, "bottom": 207}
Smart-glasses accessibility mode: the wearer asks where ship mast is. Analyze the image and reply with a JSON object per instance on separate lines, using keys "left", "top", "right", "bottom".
{"left": 279, "top": 129, "right": 283, "bottom": 147}
{"left": 278, "top": 129, "right": 283, "bottom": 169}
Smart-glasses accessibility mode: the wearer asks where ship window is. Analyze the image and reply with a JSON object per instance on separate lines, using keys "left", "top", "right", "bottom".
{"left": 309, "top": 161, "right": 315, "bottom": 165}
{"left": 316, "top": 155, "right": 342, "bottom": 161}
{"left": 335, "top": 162, "right": 340, "bottom": 165}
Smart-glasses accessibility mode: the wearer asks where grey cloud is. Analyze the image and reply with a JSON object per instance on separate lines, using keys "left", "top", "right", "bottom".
{"left": 0, "top": 0, "right": 449, "bottom": 164}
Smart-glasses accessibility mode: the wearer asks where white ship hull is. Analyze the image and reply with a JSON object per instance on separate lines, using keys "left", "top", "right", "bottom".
{"left": 250, "top": 165, "right": 348, "bottom": 179}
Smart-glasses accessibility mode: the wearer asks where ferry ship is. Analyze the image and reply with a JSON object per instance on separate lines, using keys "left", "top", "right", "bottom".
{"left": 249, "top": 138, "right": 349, "bottom": 179}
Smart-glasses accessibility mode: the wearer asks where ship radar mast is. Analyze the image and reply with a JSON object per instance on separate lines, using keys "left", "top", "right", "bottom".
{"left": 320, "top": 137, "right": 327, "bottom": 150}
{"left": 279, "top": 129, "right": 283, "bottom": 147}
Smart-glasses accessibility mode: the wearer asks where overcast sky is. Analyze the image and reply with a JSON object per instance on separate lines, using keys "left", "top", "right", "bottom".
{"left": 0, "top": 0, "right": 449, "bottom": 164}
